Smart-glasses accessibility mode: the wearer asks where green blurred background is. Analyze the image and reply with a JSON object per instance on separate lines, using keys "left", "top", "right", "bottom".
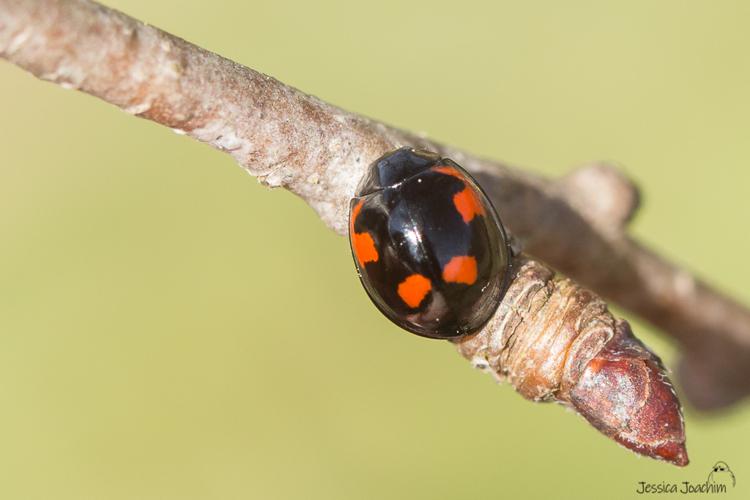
{"left": 1, "top": 1, "right": 749, "bottom": 498}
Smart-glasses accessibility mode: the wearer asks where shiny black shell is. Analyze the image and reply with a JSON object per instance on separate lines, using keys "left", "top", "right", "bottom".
{"left": 349, "top": 147, "right": 511, "bottom": 339}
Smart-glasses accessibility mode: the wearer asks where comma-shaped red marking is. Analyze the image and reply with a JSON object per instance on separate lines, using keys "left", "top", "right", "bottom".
{"left": 350, "top": 200, "right": 379, "bottom": 267}
{"left": 453, "top": 187, "right": 486, "bottom": 223}
{"left": 397, "top": 274, "right": 432, "bottom": 308}
{"left": 433, "top": 165, "right": 465, "bottom": 180}
{"left": 442, "top": 256, "right": 478, "bottom": 285}
{"left": 433, "top": 166, "right": 486, "bottom": 223}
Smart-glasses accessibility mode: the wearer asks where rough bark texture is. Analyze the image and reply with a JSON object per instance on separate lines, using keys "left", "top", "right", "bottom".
{"left": 4, "top": 0, "right": 748, "bottom": 465}
{"left": 455, "top": 259, "right": 687, "bottom": 465}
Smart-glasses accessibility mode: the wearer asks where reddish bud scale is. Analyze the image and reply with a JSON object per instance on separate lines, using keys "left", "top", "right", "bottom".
{"left": 455, "top": 258, "right": 688, "bottom": 466}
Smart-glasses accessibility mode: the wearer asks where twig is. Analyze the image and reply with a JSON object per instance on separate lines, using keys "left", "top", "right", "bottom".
{"left": 0, "top": 0, "right": 743, "bottom": 464}
{"left": 455, "top": 258, "right": 687, "bottom": 465}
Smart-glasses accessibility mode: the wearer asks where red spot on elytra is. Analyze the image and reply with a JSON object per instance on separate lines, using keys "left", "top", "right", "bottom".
{"left": 442, "top": 256, "right": 478, "bottom": 285}
{"left": 350, "top": 200, "right": 379, "bottom": 267}
{"left": 433, "top": 165, "right": 465, "bottom": 180}
{"left": 352, "top": 232, "right": 378, "bottom": 267}
{"left": 397, "top": 274, "right": 432, "bottom": 308}
{"left": 433, "top": 166, "right": 486, "bottom": 223}
{"left": 453, "top": 187, "right": 486, "bottom": 223}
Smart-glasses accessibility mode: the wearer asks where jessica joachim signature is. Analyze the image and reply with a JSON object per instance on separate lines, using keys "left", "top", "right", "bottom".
{"left": 636, "top": 481, "right": 727, "bottom": 495}
{"left": 637, "top": 461, "right": 736, "bottom": 495}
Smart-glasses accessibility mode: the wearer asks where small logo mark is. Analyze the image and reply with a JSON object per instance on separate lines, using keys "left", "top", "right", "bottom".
{"left": 708, "top": 461, "right": 736, "bottom": 488}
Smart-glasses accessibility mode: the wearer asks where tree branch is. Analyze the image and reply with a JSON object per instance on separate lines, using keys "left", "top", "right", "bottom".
{"left": 1, "top": 0, "right": 746, "bottom": 463}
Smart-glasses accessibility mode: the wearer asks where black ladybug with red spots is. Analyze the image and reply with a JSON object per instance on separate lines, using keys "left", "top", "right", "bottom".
{"left": 349, "top": 147, "right": 512, "bottom": 339}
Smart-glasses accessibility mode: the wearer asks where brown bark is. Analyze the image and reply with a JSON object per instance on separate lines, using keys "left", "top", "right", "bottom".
{"left": 2, "top": 1, "right": 748, "bottom": 412}
{"left": 7, "top": 0, "right": 749, "bottom": 465}
{"left": 456, "top": 258, "right": 687, "bottom": 466}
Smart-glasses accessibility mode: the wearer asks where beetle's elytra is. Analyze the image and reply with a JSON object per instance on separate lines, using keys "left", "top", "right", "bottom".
{"left": 349, "top": 147, "right": 511, "bottom": 339}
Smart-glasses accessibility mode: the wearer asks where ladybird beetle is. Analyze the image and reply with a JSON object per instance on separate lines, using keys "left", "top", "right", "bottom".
{"left": 348, "top": 147, "right": 511, "bottom": 339}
